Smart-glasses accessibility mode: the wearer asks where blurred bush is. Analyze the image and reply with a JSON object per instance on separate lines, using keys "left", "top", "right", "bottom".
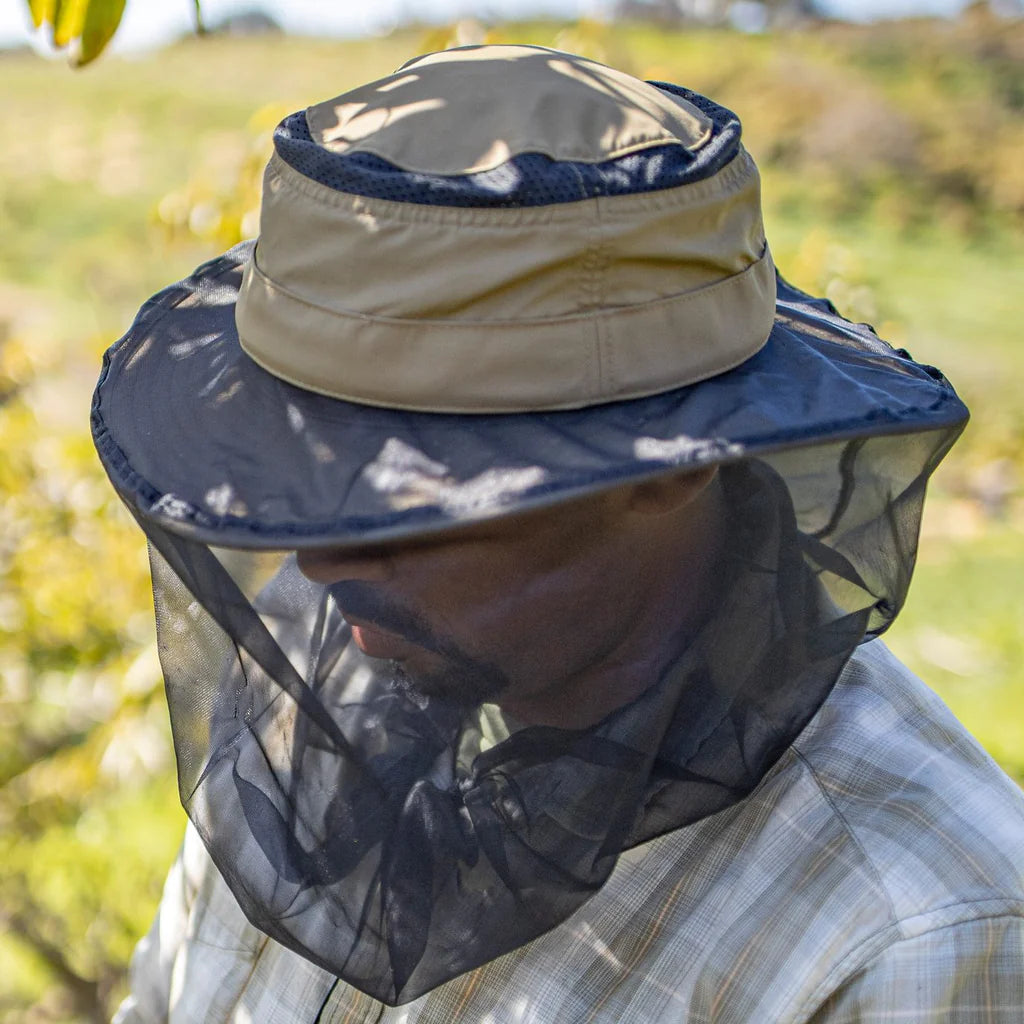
{"left": 0, "top": 322, "right": 182, "bottom": 1020}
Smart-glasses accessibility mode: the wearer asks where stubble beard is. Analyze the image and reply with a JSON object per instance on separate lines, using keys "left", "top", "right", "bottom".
{"left": 386, "top": 655, "right": 511, "bottom": 710}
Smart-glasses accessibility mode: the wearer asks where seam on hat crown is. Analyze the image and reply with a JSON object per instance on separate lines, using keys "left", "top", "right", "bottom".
{"left": 243, "top": 246, "right": 771, "bottom": 328}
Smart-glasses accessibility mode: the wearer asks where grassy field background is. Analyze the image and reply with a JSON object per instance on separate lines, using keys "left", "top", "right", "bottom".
{"left": 1, "top": 13, "right": 1021, "bottom": 1020}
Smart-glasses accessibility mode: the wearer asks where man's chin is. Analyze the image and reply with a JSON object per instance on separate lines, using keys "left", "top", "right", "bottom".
{"left": 387, "top": 659, "right": 509, "bottom": 710}
{"left": 386, "top": 662, "right": 432, "bottom": 708}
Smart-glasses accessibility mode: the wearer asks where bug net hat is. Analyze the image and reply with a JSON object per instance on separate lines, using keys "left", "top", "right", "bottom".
{"left": 92, "top": 45, "right": 968, "bottom": 1005}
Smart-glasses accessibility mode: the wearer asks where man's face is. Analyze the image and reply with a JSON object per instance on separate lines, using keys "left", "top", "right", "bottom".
{"left": 297, "top": 472, "right": 721, "bottom": 726}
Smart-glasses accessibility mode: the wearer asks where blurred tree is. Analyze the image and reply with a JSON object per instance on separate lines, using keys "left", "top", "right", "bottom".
{"left": 0, "top": 320, "right": 184, "bottom": 1019}
{"left": 613, "top": 0, "right": 823, "bottom": 28}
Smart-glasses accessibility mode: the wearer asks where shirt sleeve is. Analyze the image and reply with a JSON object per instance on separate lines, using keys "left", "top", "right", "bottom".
{"left": 806, "top": 915, "right": 1024, "bottom": 1023}
{"left": 112, "top": 824, "right": 275, "bottom": 1024}
{"left": 112, "top": 829, "right": 196, "bottom": 1024}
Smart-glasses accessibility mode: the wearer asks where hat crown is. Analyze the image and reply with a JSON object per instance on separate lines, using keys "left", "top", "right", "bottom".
{"left": 235, "top": 45, "right": 778, "bottom": 413}
{"left": 305, "top": 44, "right": 714, "bottom": 175}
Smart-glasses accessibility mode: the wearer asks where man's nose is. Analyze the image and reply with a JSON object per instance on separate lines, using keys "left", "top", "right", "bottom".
{"left": 295, "top": 546, "right": 394, "bottom": 584}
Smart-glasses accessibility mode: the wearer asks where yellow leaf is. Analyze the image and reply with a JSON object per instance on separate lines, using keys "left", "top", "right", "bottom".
{"left": 77, "top": 0, "right": 126, "bottom": 66}
{"left": 27, "top": 0, "right": 55, "bottom": 29}
{"left": 52, "top": 0, "right": 86, "bottom": 47}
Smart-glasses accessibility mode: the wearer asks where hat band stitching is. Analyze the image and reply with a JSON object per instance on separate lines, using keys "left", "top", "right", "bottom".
{"left": 242, "top": 245, "right": 773, "bottom": 330}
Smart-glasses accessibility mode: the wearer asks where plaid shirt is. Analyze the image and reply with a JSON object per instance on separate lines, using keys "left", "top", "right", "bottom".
{"left": 115, "top": 641, "right": 1024, "bottom": 1023}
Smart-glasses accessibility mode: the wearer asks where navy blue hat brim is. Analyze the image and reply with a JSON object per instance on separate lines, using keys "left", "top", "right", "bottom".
{"left": 92, "top": 241, "right": 967, "bottom": 550}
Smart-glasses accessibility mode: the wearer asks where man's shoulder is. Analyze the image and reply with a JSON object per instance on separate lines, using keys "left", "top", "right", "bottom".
{"left": 573, "top": 641, "right": 1024, "bottom": 1020}
{"left": 788, "top": 639, "right": 1024, "bottom": 918}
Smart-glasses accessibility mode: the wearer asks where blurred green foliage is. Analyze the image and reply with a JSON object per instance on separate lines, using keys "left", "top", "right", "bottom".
{"left": 0, "top": 11, "right": 1021, "bottom": 1021}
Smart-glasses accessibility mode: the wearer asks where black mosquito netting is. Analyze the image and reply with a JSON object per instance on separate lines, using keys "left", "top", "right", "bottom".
{"left": 91, "top": 247, "right": 969, "bottom": 1004}
{"left": 135, "top": 431, "right": 957, "bottom": 1006}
